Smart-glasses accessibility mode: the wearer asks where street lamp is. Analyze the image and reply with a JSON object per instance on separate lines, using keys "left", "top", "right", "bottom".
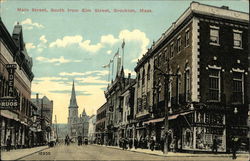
{"left": 154, "top": 65, "right": 179, "bottom": 154}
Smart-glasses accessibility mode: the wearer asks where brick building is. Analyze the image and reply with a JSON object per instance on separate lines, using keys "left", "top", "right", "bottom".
{"left": 135, "top": 2, "right": 248, "bottom": 152}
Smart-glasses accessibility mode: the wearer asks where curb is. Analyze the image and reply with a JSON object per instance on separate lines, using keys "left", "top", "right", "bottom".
{"left": 14, "top": 146, "right": 50, "bottom": 161}
{"left": 93, "top": 144, "right": 249, "bottom": 158}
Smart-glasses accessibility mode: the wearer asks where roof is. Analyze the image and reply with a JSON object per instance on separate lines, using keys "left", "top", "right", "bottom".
{"left": 135, "top": 1, "right": 249, "bottom": 70}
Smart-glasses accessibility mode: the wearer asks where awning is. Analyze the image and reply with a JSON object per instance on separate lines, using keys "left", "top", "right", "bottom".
{"left": 143, "top": 111, "right": 193, "bottom": 124}
{"left": 144, "top": 117, "right": 164, "bottom": 124}
{"left": 0, "top": 110, "right": 19, "bottom": 121}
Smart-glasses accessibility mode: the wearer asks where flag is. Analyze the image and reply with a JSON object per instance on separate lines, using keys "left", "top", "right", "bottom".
{"left": 102, "top": 63, "right": 110, "bottom": 68}
{"left": 121, "top": 39, "right": 125, "bottom": 49}
{"left": 113, "top": 48, "right": 119, "bottom": 58}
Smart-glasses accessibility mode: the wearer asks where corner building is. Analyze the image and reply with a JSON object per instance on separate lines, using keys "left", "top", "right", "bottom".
{"left": 135, "top": 2, "right": 248, "bottom": 152}
{"left": 0, "top": 20, "right": 34, "bottom": 149}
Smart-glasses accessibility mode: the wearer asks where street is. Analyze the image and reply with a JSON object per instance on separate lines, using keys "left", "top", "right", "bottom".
{"left": 18, "top": 144, "right": 248, "bottom": 161}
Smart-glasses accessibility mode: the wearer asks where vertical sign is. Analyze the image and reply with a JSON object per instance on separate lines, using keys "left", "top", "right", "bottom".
{"left": 6, "top": 64, "right": 17, "bottom": 97}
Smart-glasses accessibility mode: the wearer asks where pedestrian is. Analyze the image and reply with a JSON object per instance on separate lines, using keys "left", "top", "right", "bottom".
{"left": 170, "top": 136, "right": 177, "bottom": 152}
{"left": 134, "top": 138, "right": 138, "bottom": 149}
{"left": 129, "top": 138, "right": 133, "bottom": 149}
{"left": 150, "top": 137, "right": 155, "bottom": 151}
{"left": 231, "top": 136, "right": 239, "bottom": 159}
{"left": 6, "top": 136, "right": 11, "bottom": 151}
{"left": 211, "top": 136, "right": 218, "bottom": 154}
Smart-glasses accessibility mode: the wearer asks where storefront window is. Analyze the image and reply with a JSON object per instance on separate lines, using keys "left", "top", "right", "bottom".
{"left": 182, "top": 128, "right": 193, "bottom": 149}
{"left": 195, "top": 126, "right": 225, "bottom": 151}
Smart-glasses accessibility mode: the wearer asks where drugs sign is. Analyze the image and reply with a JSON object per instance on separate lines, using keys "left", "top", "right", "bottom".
{"left": 0, "top": 97, "right": 19, "bottom": 110}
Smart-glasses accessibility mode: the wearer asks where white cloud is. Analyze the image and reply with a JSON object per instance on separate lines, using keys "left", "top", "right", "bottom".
{"left": 19, "top": 18, "right": 44, "bottom": 29}
{"left": 25, "top": 43, "right": 36, "bottom": 51}
{"left": 101, "top": 34, "right": 119, "bottom": 45}
{"left": 48, "top": 29, "right": 149, "bottom": 56}
{"left": 40, "top": 35, "right": 47, "bottom": 43}
{"left": 49, "top": 35, "right": 83, "bottom": 48}
{"left": 75, "top": 76, "right": 109, "bottom": 84}
{"left": 36, "top": 35, "right": 48, "bottom": 53}
{"left": 36, "top": 56, "right": 81, "bottom": 65}
{"left": 59, "top": 70, "right": 109, "bottom": 76}
{"left": 106, "top": 50, "right": 112, "bottom": 54}
{"left": 79, "top": 40, "right": 103, "bottom": 53}
{"left": 35, "top": 77, "right": 68, "bottom": 81}
{"left": 118, "top": 29, "right": 150, "bottom": 62}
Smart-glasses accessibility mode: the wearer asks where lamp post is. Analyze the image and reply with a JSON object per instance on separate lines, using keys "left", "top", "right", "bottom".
{"left": 154, "top": 64, "right": 179, "bottom": 154}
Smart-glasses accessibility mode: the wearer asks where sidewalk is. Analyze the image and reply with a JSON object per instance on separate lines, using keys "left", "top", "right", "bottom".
{"left": 1, "top": 146, "right": 49, "bottom": 160}
{"left": 96, "top": 144, "right": 249, "bottom": 158}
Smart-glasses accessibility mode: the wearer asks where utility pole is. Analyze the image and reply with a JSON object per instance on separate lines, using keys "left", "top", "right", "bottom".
{"left": 154, "top": 60, "right": 179, "bottom": 154}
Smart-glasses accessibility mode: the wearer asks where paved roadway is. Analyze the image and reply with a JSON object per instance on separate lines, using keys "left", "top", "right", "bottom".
{"left": 19, "top": 144, "right": 248, "bottom": 161}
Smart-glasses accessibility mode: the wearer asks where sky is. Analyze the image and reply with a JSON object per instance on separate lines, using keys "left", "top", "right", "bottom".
{"left": 0, "top": 0, "right": 248, "bottom": 123}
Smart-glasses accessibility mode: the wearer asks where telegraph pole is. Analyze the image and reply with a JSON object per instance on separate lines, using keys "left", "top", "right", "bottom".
{"left": 154, "top": 60, "right": 179, "bottom": 154}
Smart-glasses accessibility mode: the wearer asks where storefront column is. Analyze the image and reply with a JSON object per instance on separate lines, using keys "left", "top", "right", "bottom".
{"left": 223, "top": 114, "right": 226, "bottom": 151}
{"left": 132, "top": 125, "right": 135, "bottom": 147}
{"left": 193, "top": 127, "right": 196, "bottom": 150}
{"left": 1, "top": 118, "right": 6, "bottom": 147}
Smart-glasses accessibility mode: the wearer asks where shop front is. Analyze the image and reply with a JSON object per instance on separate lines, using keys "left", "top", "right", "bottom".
{"left": 181, "top": 111, "right": 226, "bottom": 152}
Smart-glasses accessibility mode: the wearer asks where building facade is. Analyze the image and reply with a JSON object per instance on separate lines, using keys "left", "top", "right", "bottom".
{"left": 31, "top": 93, "right": 53, "bottom": 144}
{"left": 96, "top": 102, "right": 107, "bottom": 145}
{"left": 136, "top": 2, "right": 248, "bottom": 152}
{"left": 88, "top": 115, "right": 96, "bottom": 144}
{"left": 67, "top": 81, "right": 89, "bottom": 141}
{"left": 0, "top": 20, "right": 35, "bottom": 149}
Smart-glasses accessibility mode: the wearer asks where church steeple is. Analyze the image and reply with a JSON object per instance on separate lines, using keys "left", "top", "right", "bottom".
{"left": 69, "top": 80, "right": 78, "bottom": 108}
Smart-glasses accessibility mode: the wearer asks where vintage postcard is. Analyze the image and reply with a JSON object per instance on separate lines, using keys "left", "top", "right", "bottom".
{"left": 0, "top": 0, "right": 249, "bottom": 160}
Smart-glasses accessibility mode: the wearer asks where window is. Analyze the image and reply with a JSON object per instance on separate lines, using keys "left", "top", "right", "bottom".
{"left": 233, "top": 30, "right": 242, "bottom": 48}
{"left": 176, "top": 74, "right": 181, "bottom": 104}
{"left": 210, "top": 26, "right": 219, "bottom": 45}
{"left": 170, "top": 42, "right": 174, "bottom": 58}
{"left": 142, "top": 69, "right": 145, "bottom": 86}
{"left": 164, "top": 48, "right": 168, "bottom": 60}
{"left": 185, "top": 69, "right": 191, "bottom": 102}
{"left": 232, "top": 71, "right": 244, "bottom": 103}
{"left": 147, "top": 64, "right": 150, "bottom": 80}
{"left": 208, "top": 68, "right": 220, "bottom": 101}
{"left": 185, "top": 29, "right": 190, "bottom": 47}
{"left": 137, "top": 73, "right": 140, "bottom": 87}
{"left": 177, "top": 36, "right": 181, "bottom": 53}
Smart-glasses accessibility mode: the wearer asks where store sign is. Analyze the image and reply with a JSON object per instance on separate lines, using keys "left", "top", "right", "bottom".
{"left": 0, "top": 97, "right": 19, "bottom": 109}
{"left": 6, "top": 64, "right": 17, "bottom": 96}
{"left": 0, "top": 64, "right": 18, "bottom": 110}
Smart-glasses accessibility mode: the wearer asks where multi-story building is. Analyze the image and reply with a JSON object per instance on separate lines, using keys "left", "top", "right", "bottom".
{"left": 120, "top": 74, "right": 136, "bottom": 140}
{"left": 136, "top": 2, "right": 248, "bottom": 152}
{"left": 96, "top": 102, "right": 107, "bottom": 144}
{"left": 31, "top": 93, "right": 53, "bottom": 144}
{"left": 0, "top": 20, "right": 34, "bottom": 149}
{"left": 88, "top": 115, "right": 96, "bottom": 144}
{"left": 134, "top": 43, "right": 155, "bottom": 143}
{"left": 78, "top": 109, "right": 89, "bottom": 138}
